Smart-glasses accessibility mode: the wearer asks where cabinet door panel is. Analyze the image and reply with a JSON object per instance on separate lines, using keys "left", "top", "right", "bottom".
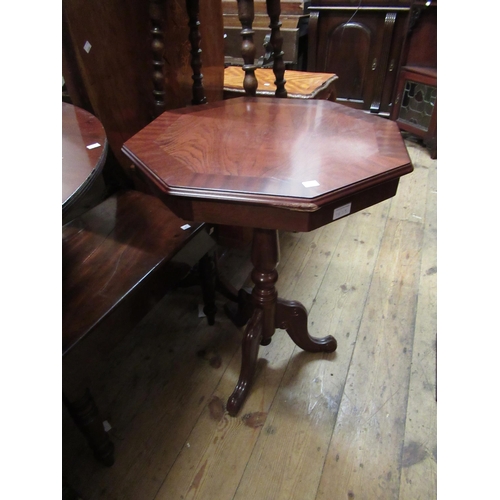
{"left": 326, "top": 21, "right": 371, "bottom": 101}
{"left": 313, "top": 12, "right": 385, "bottom": 109}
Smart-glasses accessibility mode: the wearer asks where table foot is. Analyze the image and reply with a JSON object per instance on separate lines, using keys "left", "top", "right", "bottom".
{"left": 276, "top": 298, "right": 337, "bottom": 352}
{"left": 227, "top": 309, "right": 263, "bottom": 416}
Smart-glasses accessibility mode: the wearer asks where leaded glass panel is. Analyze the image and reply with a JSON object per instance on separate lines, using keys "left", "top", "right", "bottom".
{"left": 398, "top": 80, "right": 436, "bottom": 132}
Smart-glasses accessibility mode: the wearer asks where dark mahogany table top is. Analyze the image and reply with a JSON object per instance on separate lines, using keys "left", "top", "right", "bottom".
{"left": 122, "top": 98, "right": 412, "bottom": 231}
{"left": 62, "top": 102, "right": 107, "bottom": 215}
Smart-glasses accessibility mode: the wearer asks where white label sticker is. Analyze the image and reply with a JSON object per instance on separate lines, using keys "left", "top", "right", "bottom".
{"left": 86, "top": 142, "right": 101, "bottom": 150}
{"left": 302, "top": 180, "right": 320, "bottom": 188}
{"left": 83, "top": 41, "right": 92, "bottom": 53}
{"left": 333, "top": 203, "right": 351, "bottom": 220}
{"left": 181, "top": 224, "right": 191, "bottom": 230}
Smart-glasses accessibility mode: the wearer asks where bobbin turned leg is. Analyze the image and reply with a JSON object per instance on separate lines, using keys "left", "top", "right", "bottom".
{"left": 266, "top": 0, "right": 287, "bottom": 97}
{"left": 237, "top": 0, "right": 258, "bottom": 96}
{"left": 186, "top": 0, "right": 207, "bottom": 105}
{"left": 149, "top": 0, "right": 167, "bottom": 116}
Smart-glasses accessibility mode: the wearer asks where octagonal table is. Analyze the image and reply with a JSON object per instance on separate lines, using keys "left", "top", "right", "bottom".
{"left": 122, "top": 97, "right": 413, "bottom": 415}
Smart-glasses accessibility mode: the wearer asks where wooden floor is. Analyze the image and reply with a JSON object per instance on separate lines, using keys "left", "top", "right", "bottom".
{"left": 63, "top": 138, "right": 437, "bottom": 500}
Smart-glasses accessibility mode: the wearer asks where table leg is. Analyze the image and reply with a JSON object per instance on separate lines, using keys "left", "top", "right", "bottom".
{"left": 276, "top": 299, "right": 337, "bottom": 352}
{"left": 226, "top": 309, "right": 263, "bottom": 416}
{"left": 227, "top": 228, "right": 337, "bottom": 416}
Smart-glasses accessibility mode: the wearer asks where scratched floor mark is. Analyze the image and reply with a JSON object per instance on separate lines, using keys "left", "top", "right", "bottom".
{"left": 208, "top": 396, "right": 225, "bottom": 421}
{"left": 242, "top": 412, "right": 267, "bottom": 429}
{"left": 401, "top": 441, "right": 428, "bottom": 467}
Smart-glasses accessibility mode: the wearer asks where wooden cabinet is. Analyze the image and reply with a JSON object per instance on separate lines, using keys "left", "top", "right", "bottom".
{"left": 307, "top": 1, "right": 412, "bottom": 116}
{"left": 391, "top": 66, "right": 436, "bottom": 157}
{"left": 391, "top": 1, "right": 437, "bottom": 157}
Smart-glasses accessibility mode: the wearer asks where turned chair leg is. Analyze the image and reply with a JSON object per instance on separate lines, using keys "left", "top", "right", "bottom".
{"left": 63, "top": 390, "right": 115, "bottom": 466}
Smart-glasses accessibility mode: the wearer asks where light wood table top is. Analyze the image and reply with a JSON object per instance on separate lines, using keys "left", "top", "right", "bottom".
{"left": 224, "top": 67, "right": 338, "bottom": 100}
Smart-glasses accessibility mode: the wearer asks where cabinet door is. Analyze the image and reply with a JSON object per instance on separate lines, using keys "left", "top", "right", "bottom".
{"left": 309, "top": 10, "right": 385, "bottom": 110}
{"left": 308, "top": 8, "right": 408, "bottom": 114}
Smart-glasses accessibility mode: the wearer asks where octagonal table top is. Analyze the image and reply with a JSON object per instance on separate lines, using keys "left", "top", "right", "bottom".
{"left": 123, "top": 98, "right": 412, "bottom": 232}
{"left": 123, "top": 98, "right": 412, "bottom": 211}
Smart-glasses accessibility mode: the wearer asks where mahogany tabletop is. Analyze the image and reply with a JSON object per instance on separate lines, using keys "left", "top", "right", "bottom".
{"left": 62, "top": 102, "right": 107, "bottom": 216}
{"left": 122, "top": 97, "right": 412, "bottom": 232}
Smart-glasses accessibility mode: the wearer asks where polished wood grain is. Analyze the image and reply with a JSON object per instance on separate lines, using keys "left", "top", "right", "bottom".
{"left": 224, "top": 66, "right": 338, "bottom": 100}
{"left": 62, "top": 190, "right": 208, "bottom": 356}
{"left": 63, "top": 189, "right": 216, "bottom": 464}
{"left": 62, "top": 102, "right": 107, "bottom": 215}
{"left": 122, "top": 97, "right": 412, "bottom": 231}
